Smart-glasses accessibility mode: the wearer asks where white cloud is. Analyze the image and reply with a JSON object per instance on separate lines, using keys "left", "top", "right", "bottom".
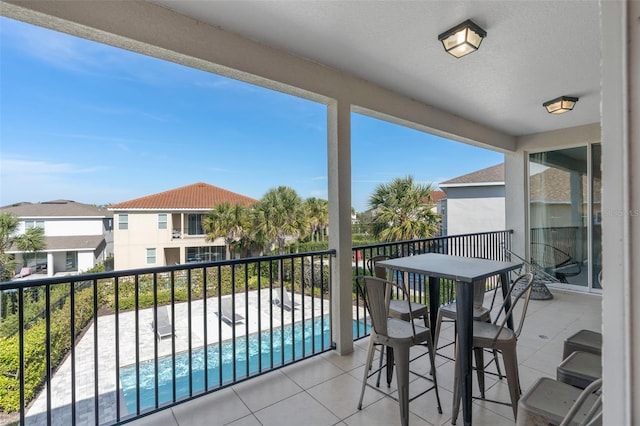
{"left": 0, "top": 158, "right": 105, "bottom": 175}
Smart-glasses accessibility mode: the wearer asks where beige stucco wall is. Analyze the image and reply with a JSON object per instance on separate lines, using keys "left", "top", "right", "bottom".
{"left": 113, "top": 212, "right": 224, "bottom": 270}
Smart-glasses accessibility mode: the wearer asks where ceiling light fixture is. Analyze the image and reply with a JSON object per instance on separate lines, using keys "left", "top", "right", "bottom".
{"left": 543, "top": 96, "right": 579, "bottom": 114}
{"left": 438, "top": 19, "right": 487, "bottom": 58}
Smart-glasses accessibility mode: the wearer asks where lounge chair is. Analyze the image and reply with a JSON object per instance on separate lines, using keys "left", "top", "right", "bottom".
{"left": 16, "top": 267, "right": 31, "bottom": 278}
{"left": 153, "top": 305, "right": 174, "bottom": 340}
{"left": 218, "top": 298, "right": 244, "bottom": 326}
{"left": 272, "top": 287, "right": 299, "bottom": 311}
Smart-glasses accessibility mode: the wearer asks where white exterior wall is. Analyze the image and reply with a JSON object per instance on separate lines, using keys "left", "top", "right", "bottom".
{"left": 12, "top": 216, "right": 112, "bottom": 275}
{"left": 15, "top": 217, "right": 106, "bottom": 236}
{"left": 441, "top": 185, "right": 505, "bottom": 236}
{"left": 43, "top": 218, "right": 105, "bottom": 236}
{"left": 77, "top": 250, "right": 96, "bottom": 272}
{"left": 445, "top": 197, "right": 505, "bottom": 235}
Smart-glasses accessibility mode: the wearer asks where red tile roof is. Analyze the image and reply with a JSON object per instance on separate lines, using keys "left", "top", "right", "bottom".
{"left": 429, "top": 190, "right": 446, "bottom": 203}
{"left": 109, "top": 182, "right": 258, "bottom": 210}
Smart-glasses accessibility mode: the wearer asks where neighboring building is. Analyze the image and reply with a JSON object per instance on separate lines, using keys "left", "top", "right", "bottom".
{"left": 1, "top": 200, "right": 113, "bottom": 277}
{"left": 108, "top": 182, "right": 258, "bottom": 271}
{"left": 428, "top": 190, "right": 446, "bottom": 213}
{"left": 439, "top": 164, "right": 505, "bottom": 236}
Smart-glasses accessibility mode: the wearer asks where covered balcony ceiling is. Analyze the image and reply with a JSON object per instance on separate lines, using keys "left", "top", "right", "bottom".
{"left": 152, "top": 0, "right": 601, "bottom": 137}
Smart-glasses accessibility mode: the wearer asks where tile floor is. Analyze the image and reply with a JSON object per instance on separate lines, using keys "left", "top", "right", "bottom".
{"left": 126, "top": 289, "right": 602, "bottom": 426}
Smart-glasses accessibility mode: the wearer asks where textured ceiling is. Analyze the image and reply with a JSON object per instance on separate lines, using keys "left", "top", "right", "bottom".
{"left": 152, "top": 1, "right": 601, "bottom": 137}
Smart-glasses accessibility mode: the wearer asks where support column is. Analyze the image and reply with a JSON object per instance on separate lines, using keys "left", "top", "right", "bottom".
{"left": 601, "top": 1, "right": 639, "bottom": 424}
{"left": 47, "top": 252, "right": 54, "bottom": 277}
{"left": 328, "top": 99, "right": 354, "bottom": 355}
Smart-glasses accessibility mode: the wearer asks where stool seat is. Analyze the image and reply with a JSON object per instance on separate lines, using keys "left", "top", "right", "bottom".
{"left": 563, "top": 329, "right": 602, "bottom": 359}
{"left": 516, "top": 377, "right": 599, "bottom": 426}
{"left": 557, "top": 351, "right": 601, "bottom": 389}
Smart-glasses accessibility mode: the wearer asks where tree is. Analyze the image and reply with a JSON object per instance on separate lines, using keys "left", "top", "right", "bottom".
{"left": 303, "top": 197, "right": 329, "bottom": 242}
{"left": 0, "top": 212, "right": 46, "bottom": 281}
{"left": 252, "top": 186, "right": 307, "bottom": 255}
{"left": 202, "top": 202, "right": 249, "bottom": 260}
{"left": 368, "top": 175, "right": 440, "bottom": 242}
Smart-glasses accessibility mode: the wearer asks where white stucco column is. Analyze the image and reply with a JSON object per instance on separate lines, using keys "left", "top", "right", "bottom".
{"left": 601, "top": 1, "right": 639, "bottom": 423}
{"left": 328, "top": 99, "right": 354, "bottom": 355}
{"left": 504, "top": 153, "right": 528, "bottom": 259}
{"left": 47, "top": 252, "right": 54, "bottom": 277}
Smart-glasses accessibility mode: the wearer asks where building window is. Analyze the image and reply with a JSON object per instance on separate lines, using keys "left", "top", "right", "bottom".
{"left": 158, "top": 213, "right": 167, "bottom": 230}
{"left": 186, "top": 246, "right": 225, "bottom": 263}
{"left": 25, "top": 220, "right": 44, "bottom": 229}
{"left": 66, "top": 251, "right": 77, "bottom": 271}
{"left": 188, "top": 214, "right": 205, "bottom": 235}
{"left": 118, "top": 213, "right": 128, "bottom": 230}
{"left": 24, "top": 252, "right": 47, "bottom": 269}
{"left": 146, "top": 248, "right": 156, "bottom": 264}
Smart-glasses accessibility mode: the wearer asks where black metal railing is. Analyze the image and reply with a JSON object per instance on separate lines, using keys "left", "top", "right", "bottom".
{"left": 351, "top": 230, "right": 514, "bottom": 340}
{"left": 0, "top": 251, "right": 334, "bottom": 425}
{"left": 0, "top": 231, "right": 512, "bottom": 425}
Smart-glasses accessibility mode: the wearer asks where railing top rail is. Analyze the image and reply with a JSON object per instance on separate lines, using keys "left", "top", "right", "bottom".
{"left": 0, "top": 249, "right": 336, "bottom": 290}
{"left": 352, "top": 229, "right": 514, "bottom": 250}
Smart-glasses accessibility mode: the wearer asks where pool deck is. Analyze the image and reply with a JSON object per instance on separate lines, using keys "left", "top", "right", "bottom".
{"left": 22, "top": 289, "right": 602, "bottom": 426}
{"left": 23, "top": 290, "right": 332, "bottom": 426}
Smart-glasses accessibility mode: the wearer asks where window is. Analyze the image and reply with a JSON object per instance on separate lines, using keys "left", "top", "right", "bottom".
{"left": 25, "top": 220, "right": 44, "bottom": 229}
{"left": 158, "top": 213, "right": 167, "bottom": 229}
{"left": 24, "top": 252, "right": 47, "bottom": 269}
{"left": 186, "top": 246, "right": 225, "bottom": 262}
{"left": 118, "top": 213, "right": 128, "bottom": 230}
{"left": 66, "top": 251, "right": 77, "bottom": 271}
{"left": 529, "top": 144, "right": 601, "bottom": 291}
{"left": 188, "top": 214, "right": 205, "bottom": 235}
{"left": 146, "top": 248, "right": 156, "bottom": 264}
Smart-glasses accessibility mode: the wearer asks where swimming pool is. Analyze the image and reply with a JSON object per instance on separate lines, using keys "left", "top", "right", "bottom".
{"left": 119, "top": 317, "right": 369, "bottom": 412}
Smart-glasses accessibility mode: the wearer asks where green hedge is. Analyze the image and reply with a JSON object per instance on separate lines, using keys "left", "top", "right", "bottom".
{"left": 0, "top": 284, "right": 102, "bottom": 412}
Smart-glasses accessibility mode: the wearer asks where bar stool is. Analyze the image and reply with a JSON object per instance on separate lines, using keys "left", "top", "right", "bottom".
{"left": 516, "top": 377, "right": 602, "bottom": 426}
{"left": 557, "top": 351, "right": 601, "bottom": 390}
{"left": 563, "top": 329, "right": 602, "bottom": 359}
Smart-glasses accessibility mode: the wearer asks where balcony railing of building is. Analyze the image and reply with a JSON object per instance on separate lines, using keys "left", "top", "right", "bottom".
{"left": 0, "top": 230, "right": 511, "bottom": 425}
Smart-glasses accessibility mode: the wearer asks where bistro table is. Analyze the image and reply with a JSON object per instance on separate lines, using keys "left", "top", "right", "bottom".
{"left": 377, "top": 253, "right": 522, "bottom": 426}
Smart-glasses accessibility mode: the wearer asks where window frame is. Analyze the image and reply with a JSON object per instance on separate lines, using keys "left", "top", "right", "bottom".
{"left": 118, "top": 213, "right": 129, "bottom": 230}
{"left": 158, "top": 213, "right": 168, "bottom": 230}
{"left": 146, "top": 248, "right": 157, "bottom": 264}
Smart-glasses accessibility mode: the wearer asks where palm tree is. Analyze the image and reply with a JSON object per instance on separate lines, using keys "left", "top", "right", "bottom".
{"left": 252, "top": 186, "right": 307, "bottom": 255}
{"left": 202, "top": 202, "right": 248, "bottom": 260}
{"left": 16, "top": 226, "right": 46, "bottom": 266}
{"left": 368, "top": 175, "right": 440, "bottom": 242}
{"left": 303, "top": 197, "right": 329, "bottom": 242}
{"left": 0, "top": 212, "right": 46, "bottom": 280}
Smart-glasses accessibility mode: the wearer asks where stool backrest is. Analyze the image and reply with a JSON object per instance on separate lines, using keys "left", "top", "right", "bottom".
{"left": 491, "top": 272, "right": 535, "bottom": 344}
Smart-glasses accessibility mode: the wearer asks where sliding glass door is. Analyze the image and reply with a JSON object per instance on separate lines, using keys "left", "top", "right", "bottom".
{"left": 529, "top": 144, "right": 601, "bottom": 292}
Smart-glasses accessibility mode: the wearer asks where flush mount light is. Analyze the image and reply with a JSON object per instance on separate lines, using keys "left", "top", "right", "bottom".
{"left": 543, "top": 96, "right": 579, "bottom": 114}
{"left": 438, "top": 19, "right": 487, "bottom": 58}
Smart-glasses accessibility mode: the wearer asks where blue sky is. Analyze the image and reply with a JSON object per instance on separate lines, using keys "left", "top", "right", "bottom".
{"left": 0, "top": 17, "right": 503, "bottom": 212}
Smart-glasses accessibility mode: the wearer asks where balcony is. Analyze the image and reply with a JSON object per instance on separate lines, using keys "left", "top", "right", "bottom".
{"left": 0, "top": 231, "right": 602, "bottom": 425}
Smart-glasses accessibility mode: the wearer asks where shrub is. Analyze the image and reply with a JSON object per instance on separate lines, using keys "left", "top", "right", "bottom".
{"left": 0, "top": 283, "right": 103, "bottom": 412}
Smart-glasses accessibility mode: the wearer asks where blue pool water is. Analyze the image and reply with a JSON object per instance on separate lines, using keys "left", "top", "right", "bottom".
{"left": 120, "top": 317, "right": 369, "bottom": 412}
